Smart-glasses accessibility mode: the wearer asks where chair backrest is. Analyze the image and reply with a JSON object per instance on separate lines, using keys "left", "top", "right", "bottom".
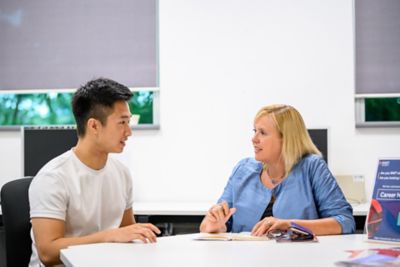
{"left": 1, "top": 177, "right": 33, "bottom": 267}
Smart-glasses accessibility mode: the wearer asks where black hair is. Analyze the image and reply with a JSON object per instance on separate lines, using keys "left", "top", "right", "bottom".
{"left": 72, "top": 78, "right": 133, "bottom": 137}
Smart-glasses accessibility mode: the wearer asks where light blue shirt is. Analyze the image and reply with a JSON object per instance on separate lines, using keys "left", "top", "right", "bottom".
{"left": 218, "top": 154, "right": 355, "bottom": 234}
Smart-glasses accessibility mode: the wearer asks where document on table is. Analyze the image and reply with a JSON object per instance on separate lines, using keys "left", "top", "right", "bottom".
{"left": 193, "top": 232, "right": 271, "bottom": 241}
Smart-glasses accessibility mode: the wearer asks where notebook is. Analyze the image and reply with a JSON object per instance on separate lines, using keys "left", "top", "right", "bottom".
{"left": 194, "top": 232, "right": 271, "bottom": 241}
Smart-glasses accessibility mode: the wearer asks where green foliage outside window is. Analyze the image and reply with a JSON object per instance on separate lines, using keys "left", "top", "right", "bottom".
{"left": 365, "top": 97, "right": 400, "bottom": 122}
{"left": 128, "top": 91, "right": 154, "bottom": 124}
{"left": 0, "top": 91, "right": 153, "bottom": 126}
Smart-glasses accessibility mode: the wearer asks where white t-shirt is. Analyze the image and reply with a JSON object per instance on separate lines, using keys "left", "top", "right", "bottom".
{"left": 28, "top": 149, "right": 133, "bottom": 267}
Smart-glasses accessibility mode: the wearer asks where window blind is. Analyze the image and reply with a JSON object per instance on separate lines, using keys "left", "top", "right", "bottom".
{"left": 0, "top": 0, "right": 157, "bottom": 90}
{"left": 355, "top": 0, "right": 400, "bottom": 95}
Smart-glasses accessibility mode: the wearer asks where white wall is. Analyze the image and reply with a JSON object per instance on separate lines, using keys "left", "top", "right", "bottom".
{"left": 1, "top": 0, "right": 399, "bottom": 203}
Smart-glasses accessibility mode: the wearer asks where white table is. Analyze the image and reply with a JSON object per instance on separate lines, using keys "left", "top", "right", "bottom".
{"left": 60, "top": 234, "right": 394, "bottom": 267}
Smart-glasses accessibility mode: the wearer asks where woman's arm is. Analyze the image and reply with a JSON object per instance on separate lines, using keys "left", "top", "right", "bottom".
{"left": 251, "top": 217, "right": 341, "bottom": 236}
{"left": 200, "top": 202, "right": 236, "bottom": 233}
{"left": 310, "top": 158, "right": 356, "bottom": 234}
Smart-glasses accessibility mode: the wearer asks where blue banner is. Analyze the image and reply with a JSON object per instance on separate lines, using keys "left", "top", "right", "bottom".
{"left": 367, "top": 159, "right": 400, "bottom": 242}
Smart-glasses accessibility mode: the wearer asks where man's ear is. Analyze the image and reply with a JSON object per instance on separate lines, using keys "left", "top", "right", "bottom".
{"left": 87, "top": 118, "right": 100, "bottom": 135}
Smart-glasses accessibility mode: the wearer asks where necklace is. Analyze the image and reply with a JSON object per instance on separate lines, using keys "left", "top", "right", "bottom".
{"left": 269, "top": 176, "right": 282, "bottom": 185}
{"left": 262, "top": 164, "right": 284, "bottom": 185}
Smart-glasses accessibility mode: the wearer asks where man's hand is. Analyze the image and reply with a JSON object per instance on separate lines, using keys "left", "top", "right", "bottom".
{"left": 106, "top": 223, "right": 161, "bottom": 243}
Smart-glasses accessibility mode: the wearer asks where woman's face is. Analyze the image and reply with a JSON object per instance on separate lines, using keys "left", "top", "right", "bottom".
{"left": 252, "top": 114, "right": 282, "bottom": 164}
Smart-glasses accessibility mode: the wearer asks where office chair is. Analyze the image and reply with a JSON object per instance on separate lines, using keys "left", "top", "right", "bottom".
{"left": 1, "top": 177, "right": 33, "bottom": 267}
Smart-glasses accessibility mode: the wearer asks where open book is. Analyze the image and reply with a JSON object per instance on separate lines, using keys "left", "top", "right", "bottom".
{"left": 194, "top": 232, "right": 271, "bottom": 241}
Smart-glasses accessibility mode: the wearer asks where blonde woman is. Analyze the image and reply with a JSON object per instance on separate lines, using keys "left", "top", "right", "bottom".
{"left": 200, "top": 105, "right": 355, "bottom": 236}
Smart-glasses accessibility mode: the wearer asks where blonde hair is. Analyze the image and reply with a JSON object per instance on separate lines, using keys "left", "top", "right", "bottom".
{"left": 255, "top": 104, "right": 321, "bottom": 177}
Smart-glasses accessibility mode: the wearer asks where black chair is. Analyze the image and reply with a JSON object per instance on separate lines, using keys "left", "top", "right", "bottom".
{"left": 1, "top": 177, "right": 33, "bottom": 267}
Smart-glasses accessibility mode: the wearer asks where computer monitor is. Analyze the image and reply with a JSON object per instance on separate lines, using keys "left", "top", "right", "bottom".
{"left": 308, "top": 129, "right": 328, "bottom": 165}
{"left": 22, "top": 127, "right": 78, "bottom": 176}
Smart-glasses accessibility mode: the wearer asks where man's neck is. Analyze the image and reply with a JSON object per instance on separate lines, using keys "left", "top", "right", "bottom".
{"left": 73, "top": 138, "right": 108, "bottom": 170}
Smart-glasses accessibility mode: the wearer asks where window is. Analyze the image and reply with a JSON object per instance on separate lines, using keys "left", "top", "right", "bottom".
{"left": 0, "top": 0, "right": 160, "bottom": 130}
{"left": 365, "top": 98, "right": 400, "bottom": 122}
{"left": 0, "top": 90, "right": 159, "bottom": 130}
{"left": 355, "top": 96, "right": 400, "bottom": 127}
{"left": 354, "top": 0, "right": 400, "bottom": 127}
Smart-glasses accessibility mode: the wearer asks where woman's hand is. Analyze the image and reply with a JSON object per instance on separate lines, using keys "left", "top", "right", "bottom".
{"left": 251, "top": 216, "right": 290, "bottom": 236}
{"left": 199, "top": 201, "right": 236, "bottom": 233}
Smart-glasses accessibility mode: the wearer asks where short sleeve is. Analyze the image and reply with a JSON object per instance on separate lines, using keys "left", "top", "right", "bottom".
{"left": 124, "top": 168, "right": 134, "bottom": 210}
{"left": 29, "top": 173, "right": 68, "bottom": 221}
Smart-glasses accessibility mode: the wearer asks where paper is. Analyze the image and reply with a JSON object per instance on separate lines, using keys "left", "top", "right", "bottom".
{"left": 335, "top": 248, "right": 400, "bottom": 266}
{"left": 194, "top": 232, "right": 271, "bottom": 241}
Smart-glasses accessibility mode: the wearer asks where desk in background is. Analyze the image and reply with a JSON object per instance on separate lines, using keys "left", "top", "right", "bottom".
{"left": 132, "top": 202, "right": 369, "bottom": 235}
{"left": 352, "top": 202, "right": 369, "bottom": 216}
{"left": 352, "top": 203, "right": 370, "bottom": 233}
{"left": 133, "top": 202, "right": 214, "bottom": 216}
{"left": 60, "top": 234, "right": 391, "bottom": 267}
{"left": 132, "top": 202, "right": 213, "bottom": 236}
{"left": 0, "top": 202, "right": 369, "bottom": 233}
{"left": 0, "top": 202, "right": 370, "bottom": 235}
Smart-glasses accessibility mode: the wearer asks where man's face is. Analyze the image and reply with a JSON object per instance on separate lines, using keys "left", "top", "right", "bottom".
{"left": 96, "top": 100, "right": 132, "bottom": 153}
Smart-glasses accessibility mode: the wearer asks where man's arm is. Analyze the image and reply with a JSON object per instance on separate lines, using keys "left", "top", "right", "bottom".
{"left": 32, "top": 209, "right": 160, "bottom": 266}
{"left": 120, "top": 208, "right": 135, "bottom": 226}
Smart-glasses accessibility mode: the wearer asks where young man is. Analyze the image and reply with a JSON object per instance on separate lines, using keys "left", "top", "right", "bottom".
{"left": 28, "top": 78, "right": 160, "bottom": 266}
